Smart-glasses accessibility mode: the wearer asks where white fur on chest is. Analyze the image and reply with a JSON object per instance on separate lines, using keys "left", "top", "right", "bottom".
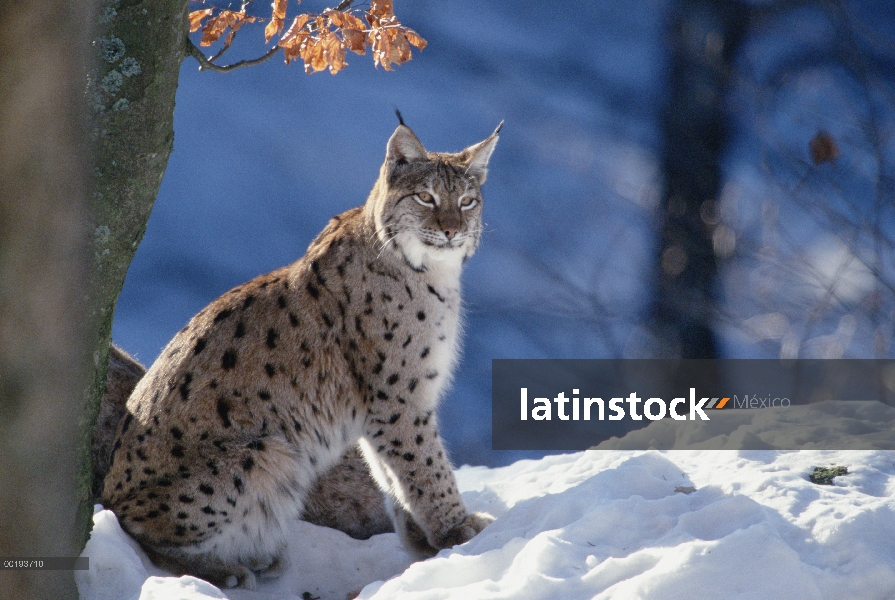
{"left": 410, "top": 272, "right": 463, "bottom": 411}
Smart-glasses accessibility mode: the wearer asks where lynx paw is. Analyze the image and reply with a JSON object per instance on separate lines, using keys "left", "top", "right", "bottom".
{"left": 433, "top": 512, "right": 494, "bottom": 549}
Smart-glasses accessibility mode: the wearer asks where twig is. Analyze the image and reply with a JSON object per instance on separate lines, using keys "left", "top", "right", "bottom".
{"left": 186, "top": 38, "right": 281, "bottom": 73}
{"left": 335, "top": 0, "right": 354, "bottom": 10}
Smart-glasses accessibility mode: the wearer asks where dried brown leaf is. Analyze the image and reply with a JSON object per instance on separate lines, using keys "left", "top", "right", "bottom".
{"left": 342, "top": 27, "right": 366, "bottom": 55}
{"left": 390, "top": 29, "right": 411, "bottom": 62}
{"left": 279, "top": 14, "right": 310, "bottom": 64}
{"left": 264, "top": 0, "right": 287, "bottom": 43}
{"left": 372, "top": 30, "right": 396, "bottom": 70}
{"left": 279, "top": 13, "right": 311, "bottom": 44}
{"left": 810, "top": 131, "right": 840, "bottom": 165}
{"left": 369, "top": 0, "right": 394, "bottom": 18}
{"left": 403, "top": 28, "right": 427, "bottom": 50}
{"left": 322, "top": 30, "right": 347, "bottom": 74}
{"left": 199, "top": 10, "right": 253, "bottom": 46}
{"left": 189, "top": 9, "right": 214, "bottom": 33}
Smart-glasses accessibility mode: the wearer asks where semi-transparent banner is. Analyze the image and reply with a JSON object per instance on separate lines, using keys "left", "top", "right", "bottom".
{"left": 492, "top": 359, "right": 895, "bottom": 450}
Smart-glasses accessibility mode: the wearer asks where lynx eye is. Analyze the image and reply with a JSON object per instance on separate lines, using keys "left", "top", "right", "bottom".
{"left": 459, "top": 196, "right": 478, "bottom": 210}
{"left": 415, "top": 192, "right": 435, "bottom": 206}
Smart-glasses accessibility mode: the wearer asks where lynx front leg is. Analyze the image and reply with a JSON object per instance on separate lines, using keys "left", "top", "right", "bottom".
{"left": 360, "top": 410, "right": 492, "bottom": 552}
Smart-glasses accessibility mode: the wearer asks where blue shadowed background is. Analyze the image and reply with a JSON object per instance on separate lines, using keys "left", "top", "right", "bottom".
{"left": 112, "top": 0, "right": 895, "bottom": 467}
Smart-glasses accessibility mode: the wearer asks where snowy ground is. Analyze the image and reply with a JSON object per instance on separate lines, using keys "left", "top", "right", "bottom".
{"left": 78, "top": 449, "right": 895, "bottom": 600}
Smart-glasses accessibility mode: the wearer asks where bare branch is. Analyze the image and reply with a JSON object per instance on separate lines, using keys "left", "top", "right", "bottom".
{"left": 187, "top": 38, "right": 281, "bottom": 72}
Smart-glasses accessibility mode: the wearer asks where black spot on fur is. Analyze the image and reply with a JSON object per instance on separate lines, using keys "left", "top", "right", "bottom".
{"left": 258, "top": 389, "right": 271, "bottom": 400}
{"left": 427, "top": 285, "right": 445, "bottom": 302}
{"left": 307, "top": 282, "right": 320, "bottom": 299}
{"left": 420, "top": 347, "right": 430, "bottom": 359}
{"left": 289, "top": 312, "right": 299, "bottom": 327}
{"left": 233, "top": 475, "right": 244, "bottom": 494}
{"left": 389, "top": 413, "right": 401, "bottom": 424}
{"left": 179, "top": 494, "right": 194, "bottom": 503}
{"left": 199, "top": 483, "right": 214, "bottom": 495}
{"left": 234, "top": 321, "right": 246, "bottom": 338}
{"left": 387, "top": 373, "right": 400, "bottom": 385}
{"left": 408, "top": 378, "right": 418, "bottom": 392}
{"left": 201, "top": 506, "right": 216, "bottom": 515}
{"left": 122, "top": 414, "right": 133, "bottom": 433}
{"left": 213, "top": 308, "right": 233, "bottom": 323}
{"left": 243, "top": 295, "right": 255, "bottom": 310}
{"left": 402, "top": 335, "right": 412, "bottom": 348}
{"left": 170, "top": 426, "right": 183, "bottom": 440}
{"left": 179, "top": 372, "right": 193, "bottom": 400}
{"left": 417, "top": 311, "right": 426, "bottom": 321}
{"left": 171, "top": 445, "right": 185, "bottom": 458}
{"left": 243, "top": 456, "right": 255, "bottom": 472}
{"left": 266, "top": 328, "right": 278, "bottom": 348}
{"left": 265, "top": 363, "right": 276, "bottom": 377}
{"left": 403, "top": 452, "right": 415, "bottom": 461}
{"left": 246, "top": 440, "right": 266, "bottom": 452}
{"left": 377, "top": 390, "right": 389, "bottom": 400}
{"left": 278, "top": 295, "right": 287, "bottom": 309}
{"left": 193, "top": 338, "right": 207, "bottom": 355}
{"left": 221, "top": 349, "right": 237, "bottom": 370}
{"left": 217, "top": 397, "right": 232, "bottom": 428}
{"left": 426, "top": 457, "right": 434, "bottom": 466}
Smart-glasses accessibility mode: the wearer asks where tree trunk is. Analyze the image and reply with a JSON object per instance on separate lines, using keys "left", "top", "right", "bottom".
{"left": 650, "top": 0, "right": 749, "bottom": 358}
{"left": 0, "top": 1, "right": 95, "bottom": 597}
{"left": 80, "top": 0, "right": 189, "bottom": 547}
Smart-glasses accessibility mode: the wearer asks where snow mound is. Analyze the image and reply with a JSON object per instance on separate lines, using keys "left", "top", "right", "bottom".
{"left": 79, "top": 450, "right": 895, "bottom": 599}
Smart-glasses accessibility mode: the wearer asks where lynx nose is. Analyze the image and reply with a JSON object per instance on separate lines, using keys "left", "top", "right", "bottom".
{"left": 443, "top": 227, "right": 459, "bottom": 241}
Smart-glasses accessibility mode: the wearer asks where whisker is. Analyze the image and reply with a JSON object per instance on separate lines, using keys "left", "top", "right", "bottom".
{"left": 375, "top": 232, "right": 401, "bottom": 260}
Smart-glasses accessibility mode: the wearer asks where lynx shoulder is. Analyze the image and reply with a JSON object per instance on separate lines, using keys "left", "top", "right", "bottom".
{"left": 102, "top": 118, "right": 500, "bottom": 589}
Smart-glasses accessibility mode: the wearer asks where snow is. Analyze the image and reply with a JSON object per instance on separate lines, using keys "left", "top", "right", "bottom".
{"left": 78, "top": 449, "right": 895, "bottom": 599}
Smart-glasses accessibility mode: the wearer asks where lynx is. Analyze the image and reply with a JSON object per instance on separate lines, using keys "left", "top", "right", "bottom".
{"left": 94, "top": 345, "right": 393, "bottom": 538}
{"left": 102, "top": 116, "right": 501, "bottom": 589}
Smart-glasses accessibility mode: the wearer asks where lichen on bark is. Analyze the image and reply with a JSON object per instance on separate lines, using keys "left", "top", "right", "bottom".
{"left": 79, "top": 0, "right": 190, "bottom": 548}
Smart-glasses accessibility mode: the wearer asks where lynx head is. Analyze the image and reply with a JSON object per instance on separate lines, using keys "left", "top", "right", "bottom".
{"left": 365, "top": 118, "right": 501, "bottom": 273}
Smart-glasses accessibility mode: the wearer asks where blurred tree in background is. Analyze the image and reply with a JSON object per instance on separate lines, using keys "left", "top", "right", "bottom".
{"left": 646, "top": 0, "right": 894, "bottom": 360}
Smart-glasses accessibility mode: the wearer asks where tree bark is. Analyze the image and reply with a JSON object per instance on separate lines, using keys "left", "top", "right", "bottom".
{"left": 0, "top": 1, "right": 95, "bottom": 597}
{"left": 79, "top": 0, "right": 190, "bottom": 546}
{"left": 649, "top": 0, "right": 749, "bottom": 358}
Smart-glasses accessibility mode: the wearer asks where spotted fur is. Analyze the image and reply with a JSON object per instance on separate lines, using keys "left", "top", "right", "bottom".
{"left": 102, "top": 121, "right": 500, "bottom": 589}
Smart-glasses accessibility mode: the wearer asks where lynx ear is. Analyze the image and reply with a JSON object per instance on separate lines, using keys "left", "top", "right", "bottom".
{"left": 386, "top": 125, "right": 427, "bottom": 167}
{"left": 462, "top": 121, "right": 502, "bottom": 184}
